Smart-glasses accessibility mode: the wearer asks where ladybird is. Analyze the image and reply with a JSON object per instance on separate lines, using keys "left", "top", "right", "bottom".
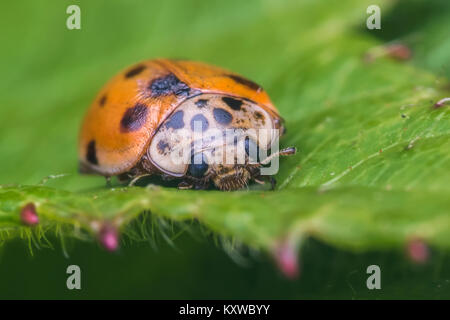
{"left": 79, "top": 59, "right": 295, "bottom": 190}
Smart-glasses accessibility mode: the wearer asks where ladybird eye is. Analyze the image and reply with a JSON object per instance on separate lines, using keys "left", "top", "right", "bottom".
{"left": 245, "top": 137, "right": 260, "bottom": 162}
{"left": 188, "top": 153, "right": 209, "bottom": 178}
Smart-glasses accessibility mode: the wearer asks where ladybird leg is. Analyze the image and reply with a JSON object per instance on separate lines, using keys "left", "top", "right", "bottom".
{"left": 105, "top": 176, "right": 112, "bottom": 187}
{"left": 269, "top": 176, "right": 277, "bottom": 190}
{"left": 129, "top": 174, "right": 153, "bottom": 186}
{"left": 178, "top": 181, "right": 194, "bottom": 190}
{"left": 192, "top": 178, "right": 211, "bottom": 190}
{"left": 253, "top": 177, "right": 265, "bottom": 184}
{"left": 248, "top": 167, "right": 266, "bottom": 185}
{"left": 193, "top": 182, "right": 208, "bottom": 190}
{"left": 253, "top": 175, "right": 276, "bottom": 190}
{"left": 117, "top": 173, "right": 130, "bottom": 184}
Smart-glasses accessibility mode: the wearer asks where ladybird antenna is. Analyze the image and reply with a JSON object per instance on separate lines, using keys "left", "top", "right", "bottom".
{"left": 259, "top": 147, "right": 296, "bottom": 166}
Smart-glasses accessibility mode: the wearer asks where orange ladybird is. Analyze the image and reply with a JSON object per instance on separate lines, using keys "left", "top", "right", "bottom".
{"left": 79, "top": 59, "right": 295, "bottom": 190}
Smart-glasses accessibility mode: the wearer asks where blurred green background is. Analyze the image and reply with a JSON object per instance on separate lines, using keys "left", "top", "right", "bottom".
{"left": 0, "top": 0, "right": 449, "bottom": 299}
{"left": 1, "top": 234, "right": 449, "bottom": 299}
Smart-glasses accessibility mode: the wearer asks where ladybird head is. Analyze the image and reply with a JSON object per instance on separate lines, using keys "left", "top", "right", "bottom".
{"left": 210, "top": 165, "right": 252, "bottom": 191}
{"left": 185, "top": 134, "right": 263, "bottom": 190}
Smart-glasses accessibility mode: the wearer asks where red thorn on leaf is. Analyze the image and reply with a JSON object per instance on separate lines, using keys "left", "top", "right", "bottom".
{"left": 386, "top": 43, "right": 412, "bottom": 61}
{"left": 364, "top": 43, "right": 412, "bottom": 63}
{"left": 407, "top": 238, "right": 429, "bottom": 264}
{"left": 98, "top": 223, "right": 119, "bottom": 252}
{"left": 273, "top": 241, "right": 299, "bottom": 279}
{"left": 434, "top": 97, "right": 450, "bottom": 109}
{"left": 20, "top": 203, "right": 39, "bottom": 226}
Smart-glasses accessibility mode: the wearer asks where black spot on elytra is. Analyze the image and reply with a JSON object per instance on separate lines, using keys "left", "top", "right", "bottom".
{"left": 190, "top": 114, "right": 209, "bottom": 132}
{"left": 86, "top": 140, "right": 99, "bottom": 165}
{"left": 125, "top": 65, "right": 146, "bottom": 78}
{"left": 149, "top": 73, "right": 192, "bottom": 97}
{"left": 213, "top": 108, "right": 233, "bottom": 125}
{"left": 228, "top": 74, "right": 261, "bottom": 91}
{"left": 165, "top": 110, "right": 185, "bottom": 129}
{"left": 188, "top": 153, "right": 209, "bottom": 178}
{"left": 157, "top": 140, "right": 170, "bottom": 154}
{"left": 120, "top": 103, "right": 148, "bottom": 132}
{"left": 222, "top": 97, "right": 243, "bottom": 110}
{"left": 99, "top": 94, "right": 107, "bottom": 107}
{"left": 195, "top": 99, "right": 208, "bottom": 108}
{"left": 254, "top": 111, "right": 265, "bottom": 124}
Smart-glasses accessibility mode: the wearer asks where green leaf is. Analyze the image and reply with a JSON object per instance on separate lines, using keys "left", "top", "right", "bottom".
{"left": 0, "top": 0, "right": 449, "bottom": 262}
